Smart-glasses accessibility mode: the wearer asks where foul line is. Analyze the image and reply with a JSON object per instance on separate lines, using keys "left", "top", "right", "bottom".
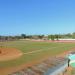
{"left": 23, "top": 45, "right": 69, "bottom": 55}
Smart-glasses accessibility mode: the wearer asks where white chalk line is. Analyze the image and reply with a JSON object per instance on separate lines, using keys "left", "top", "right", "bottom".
{"left": 23, "top": 45, "right": 69, "bottom": 55}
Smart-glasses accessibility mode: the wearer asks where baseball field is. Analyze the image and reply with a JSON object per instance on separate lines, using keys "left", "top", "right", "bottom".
{"left": 0, "top": 40, "right": 75, "bottom": 75}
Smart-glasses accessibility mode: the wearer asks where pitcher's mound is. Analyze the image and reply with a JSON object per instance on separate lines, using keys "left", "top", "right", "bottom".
{"left": 0, "top": 48, "right": 23, "bottom": 61}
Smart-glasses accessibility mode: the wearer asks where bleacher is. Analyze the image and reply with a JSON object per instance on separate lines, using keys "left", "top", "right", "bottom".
{"left": 9, "top": 57, "right": 68, "bottom": 75}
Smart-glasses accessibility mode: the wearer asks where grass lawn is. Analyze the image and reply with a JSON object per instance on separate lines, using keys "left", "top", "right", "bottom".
{"left": 0, "top": 40, "right": 75, "bottom": 68}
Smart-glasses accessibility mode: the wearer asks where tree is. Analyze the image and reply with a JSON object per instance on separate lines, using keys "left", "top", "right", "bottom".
{"left": 0, "top": 36, "right": 2, "bottom": 41}
{"left": 48, "top": 35, "right": 55, "bottom": 40}
{"left": 21, "top": 34, "right": 26, "bottom": 39}
{"left": 51, "top": 35, "right": 55, "bottom": 41}
{"left": 5, "top": 36, "right": 8, "bottom": 40}
{"left": 48, "top": 35, "right": 51, "bottom": 40}
{"left": 38, "top": 35, "right": 44, "bottom": 39}
{"left": 72, "top": 32, "right": 75, "bottom": 39}
{"left": 55, "top": 34, "right": 59, "bottom": 40}
{"left": 14, "top": 36, "right": 21, "bottom": 40}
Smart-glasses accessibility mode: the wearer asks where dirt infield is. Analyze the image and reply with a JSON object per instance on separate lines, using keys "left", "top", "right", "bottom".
{"left": 0, "top": 48, "right": 23, "bottom": 61}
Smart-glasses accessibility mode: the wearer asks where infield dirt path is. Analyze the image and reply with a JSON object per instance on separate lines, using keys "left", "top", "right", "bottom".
{"left": 0, "top": 48, "right": 22, "bottom": 61}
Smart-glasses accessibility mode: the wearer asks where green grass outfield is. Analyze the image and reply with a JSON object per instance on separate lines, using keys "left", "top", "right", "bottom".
{"left": 0, "top": 40, "right": 75, "bottom": 68}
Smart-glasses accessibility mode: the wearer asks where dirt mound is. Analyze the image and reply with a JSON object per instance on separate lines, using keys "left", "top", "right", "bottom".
{"left": 0, "top": 48, "right": 23, "bottom": 61}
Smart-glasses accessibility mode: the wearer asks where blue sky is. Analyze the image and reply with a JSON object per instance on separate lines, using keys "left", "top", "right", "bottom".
{"left": 0, "top": 0, "right": 75, "bottom": 35}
